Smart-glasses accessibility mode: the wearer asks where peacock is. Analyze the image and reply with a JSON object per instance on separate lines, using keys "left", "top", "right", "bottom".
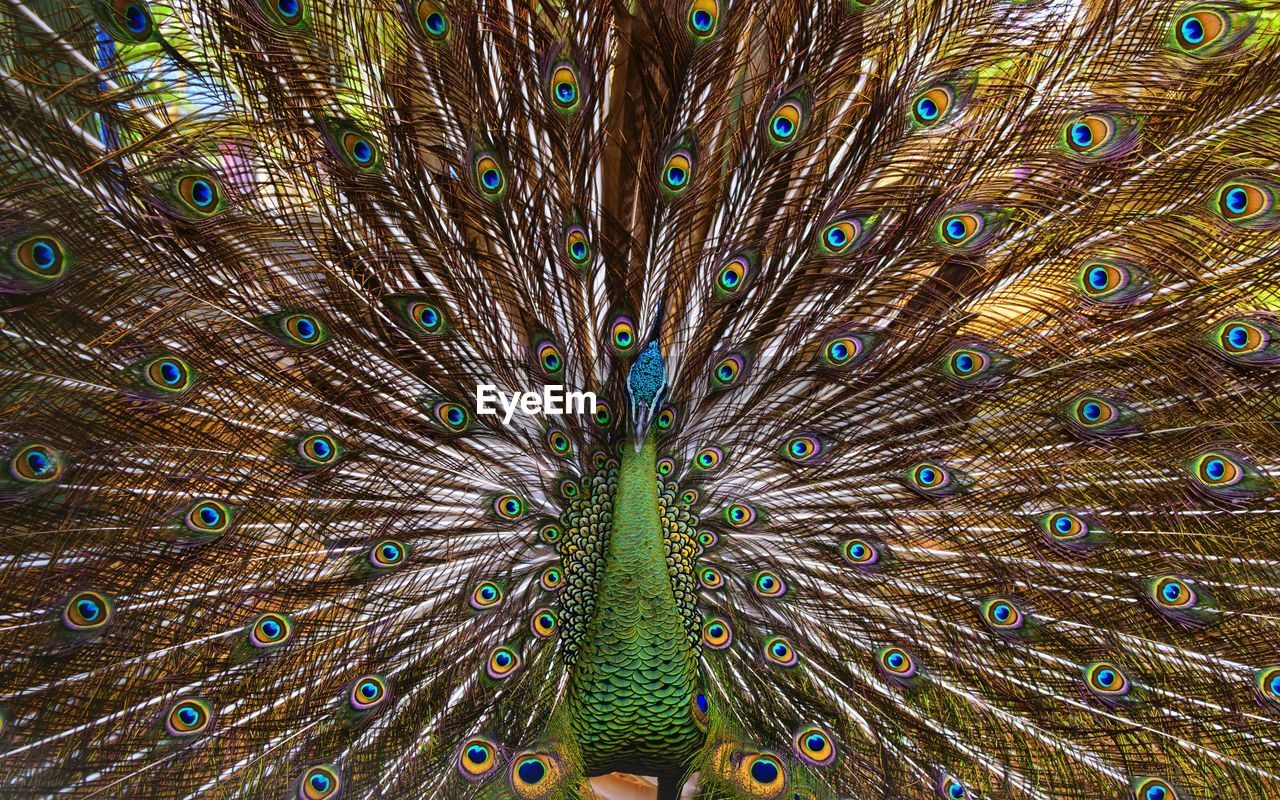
{"left": 2, "top": 0, "right": 1280, "bottom": 798}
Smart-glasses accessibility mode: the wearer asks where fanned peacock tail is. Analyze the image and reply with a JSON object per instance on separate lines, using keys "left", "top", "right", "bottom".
{"left": 2, "top": 0, "right": 1280, "bottom": 798}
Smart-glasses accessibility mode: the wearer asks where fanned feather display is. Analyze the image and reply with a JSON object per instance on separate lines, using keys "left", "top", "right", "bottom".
{"left": 2, "top": 1, "right": 1280, "bottom": 798}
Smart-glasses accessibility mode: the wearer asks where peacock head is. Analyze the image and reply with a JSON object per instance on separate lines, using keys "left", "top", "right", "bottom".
{"left": 627, "top": 340, "right": 669, "bottom": 451}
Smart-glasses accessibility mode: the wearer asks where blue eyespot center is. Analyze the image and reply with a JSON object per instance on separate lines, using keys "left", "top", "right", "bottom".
{"left": 78, "top": 600, "right": 100, "bottom": 620}
{"left": 199, "top": 506, "right": 221, "bottom": 525}
{"left": 570, "top": 242, "right": 587, "bottom": 259}
{"left": 696, "top": 693, "right": 708, "bottom": 713}
{"left": 666, "top": 166, "right": 687, "bottom": 186}
{"left": 125, "top": 5, "right": 148, "bottom": 34}
{"left": 954, "top": 353, "right": 974, "bottom": 373}
{"left": 949, "top": 784, "right": 966, "bottom": 799}
{"left": 556, "top": 82, "right": 575, "bottom": 102}
{"left": 262, "top": 620, "right": 281, "bottom": 637}
{"left": 916, "top": 97, "right": 939, "bottom": 120}
{"left": 1054, "top": 515, "right": 1073, "bottom": 533}
{"left": 750, "top": 758, "right": 779, "bottom": 784}
{"left": 1162, "top": 582, "right": 1181, "bottom": 601}
{"left": 310, "top": 774, "right": 330, "bottom": 792}
{"left": 1226, "top": 325, "right": 1248, "bottom": 348}
{"left": 160, "top": 361, "right": 182, "bottom": 384}
{"left": 32, "top": 242, "right": 56, "bottom": 268}
{"left": 851, "top": 544, "right": 865, "bottom": 557}
{"left": 771, "top": 642, "right": 787, "bottom": 657}
{"left": 466, "top": 745, "right": 488, "bottom": 764}
{"left": 993, "top": 604, "right": 1011, "bottom": 621}
{"left": 806, "top": 733, "right": 825, "bottom": 751}
{"left": 825, "top": 227, "right": 847, "bottom": 247}
{"left": 887, "top": 652, "right": 904, "bottom": 668}
{"left": 518, "top": 758, "right": 546, "bottom": 784}
{"left": 945, "top": 218, "right": 967, "bottom": 240}
{"left": 26, "top": 449, "right": 52, "bottom": 475}
{"left": 179, "top": 706, "right": 198, "bottom": 724}
{"left": 1224, "top": 187, "right": 1248, "bottom": 213}
{"left": 1081, "top": 401, "right": 1102, "bottom": 422}
{"left": 1146, "top": 786, "right": 1167, "bottom": 800}
{"left": 278, "top": 0, "right": 299, "bottom": 16}
{"left": 1097, "top": 669, "right": 1115, "bottom": 687}
{"left": 1205, "top": 458, "right": 1226, "bottom": 480}
{"left": 359, "top": 681, "right": 378, "bottom": 698}
{"left": 1180, "top": 17, "right": 1204, "bottom": 44}
{"left": 426, "top": 12, "right": 446, "bottom": 34}
{"left": 1269, "top": 674, "right": 1280, "bottom": 696}
{"left": 691, "top": 9, "right": 713, "bottom": 31}
{"left": 1071, "top": 122, "right": 1093, "bottom": 147}
{"left": 190, "top": 180, "right": 214, "bottom": 207}
{"left": 351, "top": 140, "right": 373, "bottom": 163}
{"left": 1088, "top": 266, "right": 1109, "bottom": 289}
{"left": 381, "top": 544, "right": 400, "bottom": 560}
{"left": 918, "top": 468, "right": 936, "bottom": 485}
{"left": 481, "top": 169, "right": 501, "bottom": 190}
{"left": 772, "top": 116, "right": 794, "bottom": 137}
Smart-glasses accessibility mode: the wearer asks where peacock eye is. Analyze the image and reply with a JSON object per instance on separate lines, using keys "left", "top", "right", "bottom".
{"left": 1068, "top": 395, "right": 1119, "bottom": 428}
{"left": 944, "top": 347, "right": 992, "bottom": 380}
{"left": 564, "top": 225, "right": 591, "bottom": 266}
{"left": 1133, "top": 777, "right": 1180, "bottom": 800}
{"left": 486, "top": 645, "right": 521, "bottom": 679}
{"left": 531, "top": 608, "right": 558, "bottom": 637}
{"left": 694, "top": 445, "right": 724, "bottom": 471}
{"left": 792, "top": 726, "right": 835, "bottom": 766}
{"left": 546, "top": 427, "right": 572, "bottom": 457}
{"left": 698, "top": 566, "right": 724, "bottom": 589}
{"left": 610, "top": 317, "right": 636, "bottom": 352}
{"left": 981, "top": 598, "right": 1024, "bottom": 631}
{"left": 744, "top": 754, "right": 786, "bottom": 790}
{"left": 184, "top": 499, "right": 232, "bottom": 535}
{"left": 536, "top": 341, "right": 563, "bottom": 374}
{"left": 656, "top": 406, "right": 677, "bottom": 431}
{"left": 548, "top": 63, "right": 581, "bottom": 111}
{"left": 473, "top": 153, "right": 505, "bottom": 198}
{"left": 470, "top": 581, "right": 503, "bottom": 610}
{"left": 686, "top": 0, "right": 719, "bottom": 39}
{"left": 818, "top": 217, "right": 865, "bottom": 255}
{"left": 823, "top": 335, "right": 863, "bottom": 367}
{"left": 10, "top": 235, "right": 68, "bottom": 283}
{"left": 782, "top": 434, "right": 822, "bottom": 464}
{"left": 1216, "top": 181, "right": 1271, "bottom": 222}
{"left": 432, "top": 401, "right": 470, "bottom": 433}
{"left": 764, "top": 637, "right": 798, "bottom": 667}
{"left": 273, "top": 0, "right": 304, "bottom": 24}
{"left": 296, "top": 433, "right": 341, "bottom": 466}
{"left": 339, "top": 130, "right": 378, "bottom": 169}
{"left": 723, "top": 502, "right": 756, "bottom": 528}
{"left": 248, "top": 612, "right": 292, "bottom": 648}
{"left": 711, "top": 353, "right": 745, "bottom": 387}
{"left": 8, "top": 443, "right": 61, "bottom": 484}
{"left": 696, "top": 528, "right": 716, "bottom": 547}
{"left": 593, "top": 401, "right": 613, "bottom": 427}
{"left": 1173, "top": 9, "right": 1226, "bottom": 51}
{"left": 492, "top": 493, "right": 525, "bottom": 520}
{"left": 540, "top": 566, "right": 564, "bottom": 591}
{"left": 348, "top": 675, "right": 387, "bottom": 710}
{"left": 662, "top": 149, "right": 695, "bottom": 193}
{"left": 1149, "top": 575, "right": 1196, "bottom": 609}
{"left": 908, "top": 460, "right": 953, "bottom": 494}
{"left": 715, "top": 253, "right": 754, "bottom": 298}
{"left": 767, "top": 98, "right": 805, "bottom": 146}
{"left": 63, "top": 591, "right": 111, "bottom": 630}
{"left": 752, "top": 571, "right": 786, "bottom": 597}
{"left": 1064, "top": 114, "right": 1116, "bottom": 154}
{"left": 842, "top": 539, "right": 881, "bottom": 566}
{"left": 458, "top": 737, "right": 499, "bottom": 779}
{"left": 176, "top": 174, "right": 224, "bottom": 215}
{"left": 415, "top": 0, "right": 449, "bottom": 41}
{"left": 878, "top": 646, "right": 917, "bottom": 678}
{"left": 510, "top": 753, "right": 561, "bottom": 792}
{"left": 1080, "top": 261, "right": 1129, "bottom": 298}
{"left": 142, "top": 355, "right": 195, "bottom": 395}
{"left": 298, "top": 765, "right": 341, "bottom": 800}
{"left": 656, "top": 457, "right": 674, "bottom": 477}
{"left": 285, "top": 313, "right": 328, "bottom": 345}
{"left": 912, "top": 86, "right": 953, "bottom": 125}
{"left": 939, "top": 776, "right": 968, "bottom": 799}
{"left": 937, "top": 212, "right": 984, "bottom": 246}
{"left": 1255, "top": 666, "right": 1280, "bottom": 706}
{"left": 1190, "top": 450, "right": 1243, "bottom": 487}
{"left": 1085, "top": 661, "right": 1131, "bottom": 697}
{"left": 109, "top": 0, "right": 154, "bottom": 40}
{"left": 539, "top": 523, "right": 562, "bottom": 544}
{"left": 702, "top": 617, "right": 732, "bottom": 648}
{"left": 165, "top": 698, "right": 211, "bottom": 736}
{"left": 369, "top": 539, "right": 407, "bottom": 568}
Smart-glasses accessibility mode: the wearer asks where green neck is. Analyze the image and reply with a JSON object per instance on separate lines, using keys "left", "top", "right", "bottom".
{"left": 564, "top": 435, "right": 704, "bottom": 776}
